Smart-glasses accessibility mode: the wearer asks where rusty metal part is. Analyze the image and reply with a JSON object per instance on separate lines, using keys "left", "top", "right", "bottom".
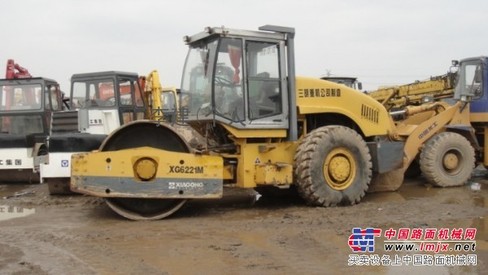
{"left": 46, "top": 178, "right": 73, "bottom": 195}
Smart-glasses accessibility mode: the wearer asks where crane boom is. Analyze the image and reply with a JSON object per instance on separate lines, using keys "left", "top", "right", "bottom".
{"left": 369, "top": 72, "right": 456, "bottom": 110}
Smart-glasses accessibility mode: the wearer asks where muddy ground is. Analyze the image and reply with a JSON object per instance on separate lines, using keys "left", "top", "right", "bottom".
{"left": 0, "top": 173, "right": 487, "bottom": 275}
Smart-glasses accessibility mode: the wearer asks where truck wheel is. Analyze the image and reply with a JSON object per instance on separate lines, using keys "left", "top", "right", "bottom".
{"left": 294, "top": 126, "right": 372, "bottom": 206}
{"left": 419, "top": 132, "right": 475, "bottom": 187}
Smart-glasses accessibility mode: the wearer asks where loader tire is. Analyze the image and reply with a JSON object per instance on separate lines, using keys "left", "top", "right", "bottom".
{"left": 294, "top": 126, "right": 372, "bottom": 206}
{"left": 419, "top": 132, "right": 475, "bottom": 187}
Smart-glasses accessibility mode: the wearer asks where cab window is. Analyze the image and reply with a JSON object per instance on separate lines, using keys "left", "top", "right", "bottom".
{"left": 246, "top": 41, "right": 281, "bottom": 120}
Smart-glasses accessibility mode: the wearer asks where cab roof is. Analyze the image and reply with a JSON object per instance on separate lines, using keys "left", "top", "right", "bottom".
{"left": 183, "top": 25, "right": 294, "bottom": 45}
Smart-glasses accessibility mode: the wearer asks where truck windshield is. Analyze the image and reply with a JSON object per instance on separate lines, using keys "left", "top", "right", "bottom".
{"left": 181, "top": 40, "right": 218, "bottom": 117}
{"left": 71, "top": 79, "right": 116, "bottom": 108}
{"left": 455, "top": 60, "right": 483, "bottom": 99}
{"left": 0, "top": 84, "right": 43, "bottom": 112}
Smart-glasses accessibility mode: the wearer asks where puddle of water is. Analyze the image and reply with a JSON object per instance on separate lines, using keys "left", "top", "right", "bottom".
{"left": 365, "top": 178, "right": 487, "bottom": 205}
{"left": 364, "top": 180, "right": 437, "bottom": 203}
{"left": 0, "top": 205, "right": 35, "bottom": 221}
{"left": 397, "top": 182, "right": 441, "bottom": 199}
{"left": 0, "top": 183, "right": 32, "bottom": 198}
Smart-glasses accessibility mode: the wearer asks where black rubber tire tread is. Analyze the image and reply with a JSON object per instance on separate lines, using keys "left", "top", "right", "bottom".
{"left": 294, "top": 126, "right": 372, "bottom": 206}
{"left": 419, "top": 132, "right": 475, "bottom": 187}
{"left": 291, "top": 132, "right": 310, "bottom": 197}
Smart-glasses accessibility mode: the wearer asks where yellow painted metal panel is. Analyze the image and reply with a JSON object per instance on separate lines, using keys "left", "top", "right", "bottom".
{"left": 71, "top": 147, "right": 223, "bottom": 180}
{"left": 295, "top": 76, "right": 394, "bottom": 137}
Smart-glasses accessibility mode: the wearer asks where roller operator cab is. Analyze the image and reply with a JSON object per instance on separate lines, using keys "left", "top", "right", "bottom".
{"left": 68, "top": 71, "right": 147, "bottom": 133}
{"left": 0, "top": 77, "right": 63, "bottom": 182}
{"left": 42, "top": 71, "right": 146, "bottom": 194}
{"left": 181, "top": 26, "right": 391, "bottom": 147}
{"left": 70, "top": 26, "right": 403, "bottom": 220}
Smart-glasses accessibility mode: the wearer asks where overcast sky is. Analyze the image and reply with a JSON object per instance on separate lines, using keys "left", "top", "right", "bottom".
{"left": 2, "top": 0, "right": 487, "bottom": 91}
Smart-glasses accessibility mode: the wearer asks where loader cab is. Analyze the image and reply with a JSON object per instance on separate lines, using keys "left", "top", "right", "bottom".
{"left": 181, "top": 26, "right": 297, "bottom": 139}
{"left": 0, "top": 78, "right": 62, "bottom": 136}
{"left": 70, "top": 71, "right": 145, "bottom": 134}
{"left": 455, "top": 57, "right": 488, "bottom": 117}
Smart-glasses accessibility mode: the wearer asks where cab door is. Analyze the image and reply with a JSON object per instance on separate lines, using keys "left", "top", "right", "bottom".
{"left": 117, "top": 77, "right": 146, "bottom": 124}
{"left": 245, "top": 40, "right": 288, "bottom": 128}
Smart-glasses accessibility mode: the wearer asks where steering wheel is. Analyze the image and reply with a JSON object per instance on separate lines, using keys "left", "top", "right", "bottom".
{"left": 214, "top": 76, "right": 234, "bottom": 87}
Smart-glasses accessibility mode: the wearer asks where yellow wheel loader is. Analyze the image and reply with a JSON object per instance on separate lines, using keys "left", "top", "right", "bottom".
{"left": 70, "top": 26, "right": 478, "bottom": 220}
{"left": 368, "top": 56, "right": 487, "bottom": 189}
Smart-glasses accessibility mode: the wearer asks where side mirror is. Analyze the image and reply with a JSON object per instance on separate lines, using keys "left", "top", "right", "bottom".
{"left": 357, "top": 82, "right": 363, "bottom": 90}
